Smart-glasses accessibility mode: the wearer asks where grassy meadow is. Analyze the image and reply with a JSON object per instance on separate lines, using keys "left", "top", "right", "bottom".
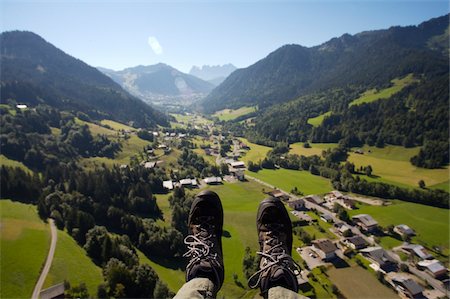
{"left": 248, "top": 168, "right": 332, "bottom": 195}
{"left": 349, "top": 74, "right": 417, "bottom": 106}
{"left": 213, "top": 106, "right": 256, "bottom": 121}
{"left": 307, "top": 111, "right": 331, "bottom": 127}
{"left": 347, "top": 145, "right": 449, "bottom": 188}
{"left": 328, "top": 266, "right": 398, "bottom": 299}
{"left": 0, "top": 200, "right": 51, "bottom": 299}
{"left": 43, "top": 230, "right": 103, "bottom": 295}
{"left": 349, "top": 200, "right": 449, "bottom": 256}
{"left": 238, "top": 137, "right": 271, "bottom": 164}
{"left": 0, "top": 154, "right": 33, "bottom": 174}
{"left": 288, "top": 142, "right": 338, "bottom": 157}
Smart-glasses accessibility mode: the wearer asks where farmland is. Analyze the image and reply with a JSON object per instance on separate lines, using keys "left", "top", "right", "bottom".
{"left": 307, "top": 111, "right": 331, "bottom": 127}
{"left": 213, "top": 106, "right": 256, "bottom": 121}
{"left": 288, "top": 142, "right": 338, "bottom": 157}
{"left": 43, "top": 229, "right": 103, "bottom": 295}
{"left": 247, "top": 168, "right": 332, "bottom": 195}
{"left": 328, "top": 266, "right": 398, "bottom": 299}
{"left": 238, "top": 137, "right": 271, "bottom": 164}
{"left": 0, "top": 200, "right": 51, "bottom": 299}
{"left": 0, "top": 154, "right": 33, "bottom": 174}
{"left": 347, "top": 145, "right": 449, "bottom": 188}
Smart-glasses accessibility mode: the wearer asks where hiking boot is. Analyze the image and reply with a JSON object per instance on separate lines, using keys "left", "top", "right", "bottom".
{"left": 248, "top": 197, "right": 300, "bottom": 297}
{"left": 183, "top": 190, "right": 224, "bottom": 293}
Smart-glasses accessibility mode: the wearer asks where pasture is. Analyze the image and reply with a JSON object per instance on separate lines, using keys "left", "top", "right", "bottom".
{"left": 349, "top": 74, "right": 417, "bottom": 106}
{"left": 307, "top": 111, "right": 331, "bottom": 127}
{"left": 238, "top": 137, "right": 271, "bottom": 164}
{"left": 247, "top": 168, "right": 332, "bottom": 195}
{"left": 100, "top": 119, "right": 136, "bottom": 131}
{"left": 328, "top": 266, "right": 398, "bottom": 299}
{"left": 347, "top": 146, "right": 449, "bottom": 188}
{"left": 288, "top": 142, "right": 338, "bottom": 157}
{"left": 0, "top": 200, "right": 51, "bottom": 299}
{"left": 0, "top": 154, "right": 33, "bottom": 174}
{"left": 43, "top": 230, "right": 103, "bottom": 296}
{"left": 349, "top": 201, "right": 449, "bottom": 256}
{"left": 213, "top": 106, "right": 256, "bottom": 121}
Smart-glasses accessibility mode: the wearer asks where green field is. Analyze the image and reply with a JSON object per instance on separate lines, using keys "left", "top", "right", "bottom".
{"left": 238, "top": 138, "right": 271, "bottom": 164}
{"left": 248, "top": 168, "right": 332, "bottom": 195}
{"left": 289, "top": 142, "right": 338, "bottom": 157}
{"left": 429, "top": 180, "right": 449, "bottom": 192}
{"left": 378, "top": 236, "right": 403, "bottom": 249}
{"left": 0, "top": 155, "right": 33, "bottom": 174}
{"left": 100, "top": 119, "right": 136, "bottom": 131}
{"left": 349, "top": 201, "right": 449, "bottom": 256}
{"left": 43, "top": 230, "right": 103, "bottom": 296}
{"left": 350, "top": 74, "right": 418, "bottom": 106}
{"left": 214, "top": 106, "right": 256, "bottom": 121}
{"left": 328, "top": 266, "right": 398, "bottom": 299}
{"left": 1, "top": 200, "right": 51, "bottom": 299}
{"left": 307, "top": 111, "right": 331, "bottom": 127}
{"left": 170, "top": 113, "right": 211, "bottom": 126}
{"left": 347, "top": 145, "right": 449, "bottom": 188}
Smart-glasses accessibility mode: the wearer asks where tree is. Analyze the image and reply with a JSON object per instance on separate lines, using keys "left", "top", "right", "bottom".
{"left": 364, "top": 165, "right": 373, "bottom": 177}
{"left": 418, "top": 180, "right": 426, "bottom": 189}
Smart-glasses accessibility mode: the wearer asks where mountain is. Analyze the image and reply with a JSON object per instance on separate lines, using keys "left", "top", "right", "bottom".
{"left": 98, "top": 64, "right": 214, "bottom": 107}
{"left": 0, "top": 31, "right": 168, "bottom": 128}
{"left": 189, "top": 64, "right": 237, "bottom": 85}
{"left": 202, "top": 14, "right": 449, "bottom": 113}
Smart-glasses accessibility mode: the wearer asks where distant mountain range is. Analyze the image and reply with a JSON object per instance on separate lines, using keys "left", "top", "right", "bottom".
{"left": 0, "top": 31, "right": 168, "bottom": 127}
{"left": 202, "top": 14, "right": 449, "bottom": 113}
{"left": 98, "top": 64, "right": 214, "bottom": 107}
{"left": 189, "top": 64, "right": 237, "bottom": 85}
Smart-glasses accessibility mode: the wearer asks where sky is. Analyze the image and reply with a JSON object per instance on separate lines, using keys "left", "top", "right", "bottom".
{"left": 1, "top": 1, "right": 448, "bottom": 73}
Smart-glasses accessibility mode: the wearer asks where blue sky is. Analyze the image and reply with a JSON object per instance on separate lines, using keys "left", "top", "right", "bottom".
{"left": 1, "top": 1, "right": 448, "bottom": 73}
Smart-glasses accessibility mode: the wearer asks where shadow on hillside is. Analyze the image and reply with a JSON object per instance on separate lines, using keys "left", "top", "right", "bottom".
{"left": 148, "top": 255, "right": 185, "bottom": 271}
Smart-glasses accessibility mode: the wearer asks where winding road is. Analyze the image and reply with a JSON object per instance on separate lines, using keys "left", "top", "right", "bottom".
{"left": 31, "top": 219, "right": 57, "bottom": 299}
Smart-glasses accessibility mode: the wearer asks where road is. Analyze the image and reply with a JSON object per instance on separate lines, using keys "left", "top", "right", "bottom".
{"left": 32, "top": 219, "right": 57, "bottom": 299}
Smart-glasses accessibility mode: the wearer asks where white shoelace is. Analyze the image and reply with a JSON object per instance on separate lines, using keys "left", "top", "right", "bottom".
{"left": 248, "top": 232, "right": 301, "bottom": 289}
{"left": 183, "top": 226, "right": 218, "bottom": 266}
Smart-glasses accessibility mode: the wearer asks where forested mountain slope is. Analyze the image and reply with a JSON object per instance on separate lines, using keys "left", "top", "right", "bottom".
{"left": 1, "top": 31, "right": 168, "bottom": 128}
{"left": 202, "top": 14, "right": 449, "bottom": 113}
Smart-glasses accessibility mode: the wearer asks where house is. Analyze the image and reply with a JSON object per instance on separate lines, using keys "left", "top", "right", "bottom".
{"left": 335, "top": 222, "right": 352, "bottom": 236}
{"left": 394, "top": 224, "right": 416, "bottom": 237}
{"left": 390, "top": 276, "right": 424, "bottom": 299}
{"left": 230, "top": 161, "right": 246, "bottom": 169}
{"left": 303, "top": 195, "right": 324, "bottom": 205}
{"left": 179, "top": 178, "right": 198, "bottom": 188}
{"left": 320, "top": 213, "right": 333, "bottom": 223}
{"left": 312, "top": 239, "right": 338, "bottom": 261}
{"left": 291, "top": 211, "right": 313, "bottom": 223}
{"left": 203, "top": 177, "right": 223, "bottom": 185}
{"left": 402, "top": 244, "right": 433, "bottom": 260}
{"left": 230, "top": 168, "right": 245, "bottom": 181}
{"left": 344, "top": 235, "right": 368, "bottom": 250}
{"left": 119, "top": 164, "right": 128, "bottom": 169}
{"left": 329, "top": 190, "right": 344, "bottom": 199}
{"left": 163, "top": 180, "right": 174, "bottom": 190}
{"left": 360, "top": 247, "right": 397, "bottom": 273}
{"left": 417, "top": 260, "right": 447, "bottom": 278}
{"left": 144, "top": 161, "right": 157, "bottom": 169}
{"left": 352, "top": 214, "right": 378, "bottom": 233}
{"left": 337, "top": 197, "right": 356, "bottom": 210}
{"left": 40, "top": 283, "right": 65, "bottom": 299}
{"left": 288, "top": 198, "right": 306, "bottom": 211}
{"left": 16, "top": 104, "right": 28, "bottom": 109}
{"left": 268, "top": 190, "right": 290, "bottom": 201}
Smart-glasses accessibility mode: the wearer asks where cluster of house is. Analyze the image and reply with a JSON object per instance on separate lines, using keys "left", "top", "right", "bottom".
{"left": 163, "top": 176, "right": 224, "bottom": 190}
{"left": 286, "top": 190, "right": 448, "bottom": 298}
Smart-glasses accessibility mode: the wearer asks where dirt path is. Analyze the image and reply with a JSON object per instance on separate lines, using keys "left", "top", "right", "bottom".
{"left": 31, "top": 219, "right": 57, "bottom": 299}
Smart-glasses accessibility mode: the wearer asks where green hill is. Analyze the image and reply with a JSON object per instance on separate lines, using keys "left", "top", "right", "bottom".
{"left": 1, "top": 31, "right": 168, "bottom": 128}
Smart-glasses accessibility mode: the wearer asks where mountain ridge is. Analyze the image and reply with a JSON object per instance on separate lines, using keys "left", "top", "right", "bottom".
{"left": 202, "top": 14, "right": 449, "bottom": 113}
{"left": 0, "top": 30, "right": 168, "bottom": 128}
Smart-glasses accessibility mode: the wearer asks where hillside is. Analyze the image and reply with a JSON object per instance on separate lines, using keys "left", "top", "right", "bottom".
{"left": 202, "top": 14, "right": 449, "bottom": 113}
{"left": 0, "top": 31, "right": 168, "bottom": 128}
{"left": 99, "top": 64, "right": 214, "bottom": 106}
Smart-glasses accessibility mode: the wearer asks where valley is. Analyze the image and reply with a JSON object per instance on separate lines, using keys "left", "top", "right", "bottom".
{"left": 1, "top": 12, "right": 449, "bottom": 299}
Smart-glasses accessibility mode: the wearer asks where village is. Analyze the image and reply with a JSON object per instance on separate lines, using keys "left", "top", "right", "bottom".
{"left": 112, "top": 118, "right": 448, "bottom": 299}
